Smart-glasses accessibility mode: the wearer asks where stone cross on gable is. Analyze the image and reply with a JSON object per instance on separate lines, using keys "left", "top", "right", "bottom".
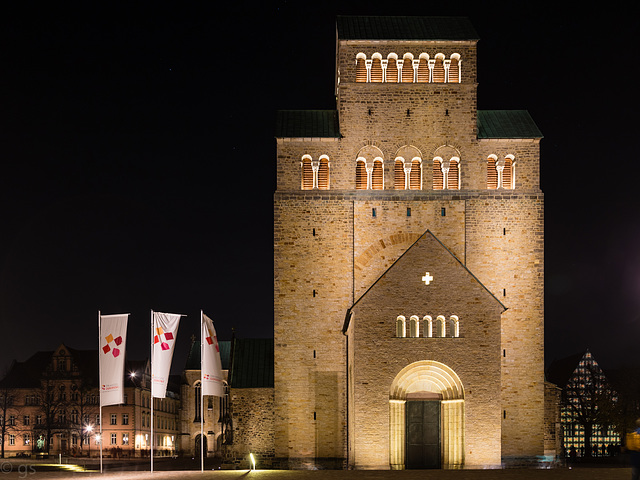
{"left": 422, "top": 272, "right": 434, "bottom": 285}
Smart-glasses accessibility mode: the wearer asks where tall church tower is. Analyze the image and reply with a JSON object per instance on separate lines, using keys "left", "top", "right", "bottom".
{"left": 274, "top": 16, "right": 543, "bottom": 469}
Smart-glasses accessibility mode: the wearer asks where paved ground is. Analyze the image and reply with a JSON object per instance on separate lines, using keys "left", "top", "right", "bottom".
{"left": 0, "top": 459, "right": 632, "bottom": 479}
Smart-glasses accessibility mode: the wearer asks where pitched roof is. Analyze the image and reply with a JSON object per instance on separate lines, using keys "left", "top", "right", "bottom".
{"left": 228, "top": 338, "right": 273, "bottom": 389}
{"left": 344, "top": 229, "right": 506, "bottom": 332}
{"left": 477, "top": 110, "right": 543, "bottom": 139}
{"left": 337, "top": 16, "right": 478, "bottom": 41}
{"left": 545, "top": 350, "right": 588, "bottom": 388}
{"left": 275, "top": 110, "right": 340, "bottom": 138}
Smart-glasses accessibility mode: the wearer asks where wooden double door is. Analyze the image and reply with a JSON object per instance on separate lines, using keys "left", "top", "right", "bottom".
{"left": 406, "top": 400, "right": 441, "bottom": 469}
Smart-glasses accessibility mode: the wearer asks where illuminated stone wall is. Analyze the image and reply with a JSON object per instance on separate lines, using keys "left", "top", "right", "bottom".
{"left": 273, "top": 18, "right": 544, "bottom": 468}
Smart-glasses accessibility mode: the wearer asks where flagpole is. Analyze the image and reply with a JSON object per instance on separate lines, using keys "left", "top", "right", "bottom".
{"left": 150, "top": 309, "right": 154, "bottom": 473}
{"left": 98, "top": 311, "right": 103, "bottom": 474}
{"left": 200, "top": 310, "right": 204, "bottom": 472}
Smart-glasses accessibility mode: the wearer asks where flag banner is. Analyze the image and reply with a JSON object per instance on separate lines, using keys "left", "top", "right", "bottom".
{"left": 201, "top": 313, "right": 224, "bottom": 396}
{"left": 152, "top": 312, "right": 181, "bottom": 398}
{"left": 99, "top": 314, "right": 129, "bottom": 407}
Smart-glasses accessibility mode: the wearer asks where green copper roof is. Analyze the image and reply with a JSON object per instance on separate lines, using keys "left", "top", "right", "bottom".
{"left": 275, "top": 110, "right": 340, "bottom": 138}
{"left": 229, "top": 338, "right": 274, "bottom": 389}
{"left": 337, "top": 16, "right": 479, "bottom": 41}
{"left": 477, "top": 110, "right": 543, "bottom": 139}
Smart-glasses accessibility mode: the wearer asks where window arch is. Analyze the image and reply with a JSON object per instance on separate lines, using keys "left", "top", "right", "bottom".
{"left": 449, "top": 53, "right": 461, "bottom": 83}
{"left": 417, "top": 54, "right": 429, "bottom": 83}
{"left": 449, "top": 316, "right": 460, "bottom": 338}
{"left": 386, "top": 54, "right": 398, "bottom": 83}
{"left": 409, "top": 315, "right": 420, "bottom": 338}
{"left": 356, "top": 53, "right": 367, "bottom": 83}
{"left": 371, "top": 53, "right": 383, "bottom": 83}
{"left": 356, "top": 159, "right": 367, "bottom": 189}
{"left": 433, "top": 158, "right": 444, "bottom": 190}
{"left": 194, "top": 381, "right": 202, "bottom": 422}
{"left": 502, "top": 155, "right": 515, "bottom": 189}
{"left": 318, "top": 155, "right": 330, "bottom": 190}
{"left": 487, "top": 155, "right": 498, "bottom": 189}
{"left": 447, "top": 158, "right": 460, "bottom": 190}
{"left": 436, "top": 315, "right": 446, "bottom": 337}
{"left": 301, "top": 155, "right": 313, "bottom": 190}
{"left": 372, "top": 158, "right": 384, "bottom": 190}
{"left": 396, "top": 316, "right": 406, "bottom": 338}
{"left": 433, "top": 54, "right": 445, "bottom": 83}
{"left": 409, "top": 158, "right": 422, "bottom": 190}
{"left": 401, "top": 53, "right": 414, "bottom": 83}
{"left": 423, "top": 316, "right": 433, "bottom": 338}
{"left": 394, "top": 158, "right": 405, "bottom": 190}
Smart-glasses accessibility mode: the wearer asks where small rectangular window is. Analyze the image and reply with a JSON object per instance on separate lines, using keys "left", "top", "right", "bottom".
{"left": 441, "top": 207, "right": 446, "bottom": 217}
{"left": 407, "top": 207, "right": 411, "bottom": 217}
{"left": 372, "top": 208, "right": 377, "bottom": 218}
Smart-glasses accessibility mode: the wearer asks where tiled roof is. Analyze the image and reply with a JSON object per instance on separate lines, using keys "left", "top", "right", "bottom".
{"left": 275, "top": 110, "right": 340, "bottom": 138}
{"left": 477, "top": 110, "right": 543, "bottom": 139}
{"left": 229, "top": 338, "right": 273, "bottom": 389}
{"left": 337, "top": 16, "right": 478, "bottom": 41}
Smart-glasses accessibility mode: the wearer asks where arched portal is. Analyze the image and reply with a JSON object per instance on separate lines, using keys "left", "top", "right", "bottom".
{"left": 195, "top": 433, "right": 208, "bottom": 458}
{"left": 389, "top": 361, "right": 464, "bottom": 469}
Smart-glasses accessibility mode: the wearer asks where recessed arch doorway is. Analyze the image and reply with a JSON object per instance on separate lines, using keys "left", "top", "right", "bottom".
{"left": 389, "top": 360, "right": 464, "bottom": 469}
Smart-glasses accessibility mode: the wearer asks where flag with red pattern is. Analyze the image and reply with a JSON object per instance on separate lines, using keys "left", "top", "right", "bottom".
{"left": 151, "top": 312, "right": 181, "bottom": 398}
{"left": 99, "top": 313, "right": 129, "bottom": 406}
{"left": 201, "top": 312, "right": 224, "bottom": 396}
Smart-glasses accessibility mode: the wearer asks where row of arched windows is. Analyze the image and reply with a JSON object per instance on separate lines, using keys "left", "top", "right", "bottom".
{"left": 396, "top": 315, "right": 460, "bottom": 338}
{"left": 300, "top": 155, "right": 515, "bottom": 190}
{"left": 356, "top": 53, "right": 462, "bottom": 84}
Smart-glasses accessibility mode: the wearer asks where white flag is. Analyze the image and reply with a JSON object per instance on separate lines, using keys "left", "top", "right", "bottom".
{"left": 99, "top": 313, "right": 129, "bottom": 407}
{"left": 152, "top": 312, "right": 181, "bottom": 398}
{"left": 201, "top": 312, "right": 224, "bottom": 396}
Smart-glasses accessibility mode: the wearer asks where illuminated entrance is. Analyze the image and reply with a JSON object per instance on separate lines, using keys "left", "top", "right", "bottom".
{"left": 389, "top": 361, "right": 464, "bottom": 469}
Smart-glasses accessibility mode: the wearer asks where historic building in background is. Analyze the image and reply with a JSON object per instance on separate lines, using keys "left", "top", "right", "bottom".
{"left": 0, "top": 344, "right": 180, "bottom": 458}
{"left": 274, "top": 16, "right": 544, "bottom": 469}
{"left": 547, "top": 350, "right": 620, "bottom": 458}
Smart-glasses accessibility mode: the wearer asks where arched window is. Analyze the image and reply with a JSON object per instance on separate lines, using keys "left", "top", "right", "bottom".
{"left": 356, "top": 54, "right": 367, "bottom": 83}
{"left": 386, "top": 54, "right": 398, "bottom": 83}
{"left": 394, "top": 159, "right": 405, "bottom": 190}
{"left": 401, "top": 54, "right": 414, "bottom": 83}
{"left": 301, "top": 155, "right": 313, "bottom": 190}
{"left": 502, "top": 156, "right": 515, "bottom": 189}
{"left": 433, "top": 159, "right": 444, "bottom": 190}
{"left": 487, "top": 155, "right": 498, "bottom": 189}
{"left": 396, "top": 316, "right": 406, "bottom": 338}
{"left": 449, "top": 316, "right": 460, "bottom": 338}
{"left": 318, "top": 156, "right": 330, "bottom": 190}
{"left": 423, "top": 316, "right": 433, "bottom": 338}
{"left": 436, "top": 315, "right": 446, "bottom": 337}
{"left": 409, "top": 158, "right": 422, "bottom": 190}
{"left": 449, "top": 54, "right": 461, "bottom": 83}
{"left": 417, "top": 54, "right": 429, "bottom": 83}
{"left": 433, "top": 54, "right": 445, "bottom": 83}
{"left": 372, "top": 159, "right": 384, "bottom": 190}
{"left": 447, "top": 159, "right": 460, "bottom": 190}
{"left": 356, "top": 159, "right": 367, "bottom": 189}
{"left": 409, "top": 316, "right": 420, "bottom": 338}
{"left": 371, "top": 54, "right": 383, "bottom": 83}
{"left": 194, "top": 381, "right": 201, "bottom": 422}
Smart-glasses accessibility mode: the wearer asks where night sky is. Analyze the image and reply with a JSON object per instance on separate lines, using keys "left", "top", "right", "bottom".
{"left": 1, "top": 3, "right": 638, "bottom": 376}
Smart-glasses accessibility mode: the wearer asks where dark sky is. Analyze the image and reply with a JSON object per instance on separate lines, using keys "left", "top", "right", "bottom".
{"left": 1, "top": 2, "right": 638, "bottom": 375}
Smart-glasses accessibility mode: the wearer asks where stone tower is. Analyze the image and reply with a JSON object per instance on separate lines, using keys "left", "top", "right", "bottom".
{"left": 274, "top": 16, "right": 543, "bottom": 469}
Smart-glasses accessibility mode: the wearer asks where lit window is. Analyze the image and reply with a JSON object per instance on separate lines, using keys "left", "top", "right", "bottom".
{"left": 386, "top": 54, "right": 398, "bottom": 83}
{"left": 394, "top": 159, "right": 405, "bottom": 190}
{"left": 356, "top": 54, "right": 367, "bottom": 83}
{"left": 417, "top": 54, "right": 429, "bottom": 83}
{"left": 401, "top": 54, "right": 414, "bottom": 83}
{"left": 356, "top": 160, "right": 367, "bottom": 189}
{"left": 123, "top": 433, "right": 129, "bottom": 445}
{"left": 301, "top": 156, "right": 313, "bottom": 190}
{"left": 487, "top": 155, "right": 498, "bottom": 189}
{"left": 371, "top": 159, "right": 383, "bottom": 190}
{"left": 371, "top": 54, "right": 383, "bottom": 83}
{"left": 449, "top": 54, "right": 461, "bottom": 83}
{"left": 433, "top": 159, "right": 444, "bottom": 190}
{"left": 317, "top": 156, "right": 330, "bottom": 190}
{"left": 447, "top": 159, "right": 460, "bottom": 190}
{"left": 502, "top": 156, "right": 515, "bottom": 189}
{"left": 396, "top": 316, "right": 406, "bottom": 338}
{"left": 433, "top": 54, "right": 445, "bottom": 83}
{"left": 409, "top": 158, "right": 422, "bottom": 190}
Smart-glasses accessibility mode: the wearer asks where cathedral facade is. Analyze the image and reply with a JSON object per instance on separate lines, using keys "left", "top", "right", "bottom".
{"left": 274, "top": 16, "right": 544, "bottom": 469}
